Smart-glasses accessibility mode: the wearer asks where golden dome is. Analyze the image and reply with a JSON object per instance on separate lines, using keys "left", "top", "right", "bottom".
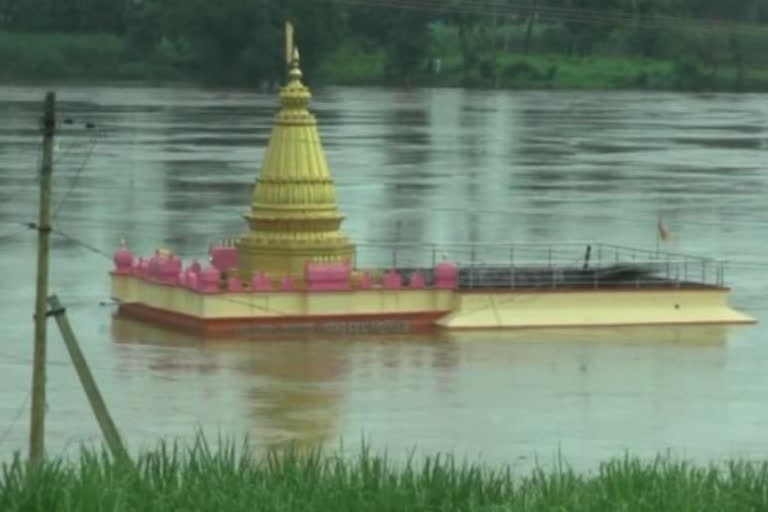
{"left": 237, "top": 42, "right": 355, "bottom": 280}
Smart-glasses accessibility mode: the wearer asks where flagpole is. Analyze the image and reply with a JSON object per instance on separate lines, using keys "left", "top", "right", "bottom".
{"left": 656, "top": 216, "right": 671, "bottom": 256}
{"left": 285, "top": 20, "right": 294, "bottom": 69}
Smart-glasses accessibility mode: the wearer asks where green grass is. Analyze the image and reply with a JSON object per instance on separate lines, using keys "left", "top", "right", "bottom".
{"left": 2, "top": 436, "right": 768, "bottom": 511}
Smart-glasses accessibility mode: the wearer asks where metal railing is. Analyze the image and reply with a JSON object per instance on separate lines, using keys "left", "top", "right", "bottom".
{"left": 207, "top": 238, "right": 728, "bottom": 290}
{"left": 353, "top": 241, "right": 727, "bottom": 290}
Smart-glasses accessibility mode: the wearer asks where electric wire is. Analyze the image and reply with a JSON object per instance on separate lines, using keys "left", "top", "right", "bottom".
{"left": 3, "top": 173, "right": 767, "bottom": 232}
{"left": 2, "top": 212, "right": 765, "bottom": 327}
{"left": 0, "top": 225, "right": 31, "bottom": 243}
{"left": 2, "top": 141, "right": 764, "bottom": 271}
{"left": 52, "top": 123, "right": 102, "bottom": 220}
{"left": 0, "top": 118, "right": 100, "bottom": 240}
{"left": 18, "top": 216, "right": 768, "bottom": 276}
{"left": 0, "top": 391, "right": 31, "bottom": 448}
{"left": 1, "top": 86, "right": 766, "bottom": 317}
{"left": 0, "top": 19, "right": 763, "bottom": 445}
{"left": 3, "top": 201, "right": 767, "bottom": 267}
{"left": 320, "top": 0, "right": 768, "bottom": 36}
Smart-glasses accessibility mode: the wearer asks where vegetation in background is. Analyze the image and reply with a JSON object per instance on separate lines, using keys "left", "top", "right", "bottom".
{"left": 1, "top": 0, "right": 768, "bottom": 90}
{"left": 3, "top": 437, "right": 768, "bottom": 511}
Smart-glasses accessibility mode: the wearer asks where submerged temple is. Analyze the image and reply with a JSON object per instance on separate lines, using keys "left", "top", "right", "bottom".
{"left": 108, "top": 25, "right": 755, "bottom": 334}
{"left": 235, "top": 46, "right": 355, "bottom": 279}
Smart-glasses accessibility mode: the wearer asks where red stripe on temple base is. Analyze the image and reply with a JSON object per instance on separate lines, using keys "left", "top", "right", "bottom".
{"left": 116, "top": 303, "right": 450, "bottom": 337}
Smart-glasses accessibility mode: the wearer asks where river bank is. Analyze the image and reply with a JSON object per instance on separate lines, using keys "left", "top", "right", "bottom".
{"left": 1, "top": 438, "right": 767, "bottom": 511}
{"left": 3, "top": 31, "right": 768, "bottom": 92}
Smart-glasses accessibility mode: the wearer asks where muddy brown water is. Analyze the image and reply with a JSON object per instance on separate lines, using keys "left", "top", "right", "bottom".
{"left": 0, "top": 85, "right": 767, "bottom": 471}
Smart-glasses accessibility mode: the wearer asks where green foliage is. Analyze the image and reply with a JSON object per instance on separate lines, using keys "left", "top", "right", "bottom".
{"left": 0, "top": 31, "right": 127, "bottom": 81}
{"left": 383, "top": 11, "right": 432, "bottom": 80}
{"left": 1, "top": 0, "right": 125, "bottom": 32}
{"left": 277, "top": 0, "right": 349, "bottom": 80}
{"left": 3, "top": 437, "right": 768, "bottom": 511}
{"left": 0, "top": 0, "right": 767, "bottom": 90}
{"left": 314, "top": 40, "right": 385, "bottom": 85}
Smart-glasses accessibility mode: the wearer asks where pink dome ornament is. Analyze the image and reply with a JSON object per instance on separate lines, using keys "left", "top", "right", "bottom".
{"left": 209, "top": 246, "right": 238, "bottom": 272}
{"left": 358, "top": 272, "right": 373, "bottom": 289}
{"left": 186, "top": 271, "right": 198, "bottom": 290}
{"left": 189, "top": 260, "right": 202, "bottom": 275}
{"left": 198, "top": 266, "right": 221, "bottom": 293}
{"left": 162, "top": 264, "right": 179, "bottom": 285}
{"left": 153, "top": 257, "right": 167, "bottom": 282}
{"left": 382, "top": 270, "right": 402, "bottom": 289}
{"left": 434, "top": 259, "right": 458, "bottom": 289}
{"left": 305, "top": 262, "right": 352, "bottom": 291}
{"left": 113, "top": 240, "right": 133, "bottom": 274}
{"left": 138, "top": 258, "right": 150, "bottom": 278}
{"left": 169, "top": 255, "right": 183, "bottom": 274}
{"left": 200, "top": 266, "right": 219, "bottom": 281}
{"left": 148, "top": 252, "right": 161, "bottom": 280}
{"left": 160, "top": 256, "right": 182, "bottom": 284}
{"left": 409, "top": 271, "right": 425, "bottom": 289}
{"left": 184, "top": 261, "right": 201, "bottom": 285}
{"left": 280, "top": 275, "right": 296, "bottom": 291}
{"left": 251, "top": 272, "right": 272, "bottom": 291}
{"left": 228, "top": 277, "right": 243, "bottom": 292}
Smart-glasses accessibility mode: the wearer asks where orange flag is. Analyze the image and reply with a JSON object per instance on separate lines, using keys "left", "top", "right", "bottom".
{"left": 657, "top": 217, "right": 671, "bottom": 241}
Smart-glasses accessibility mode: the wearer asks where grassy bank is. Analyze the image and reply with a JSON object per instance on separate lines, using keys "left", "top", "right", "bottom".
{"left": 316, "top": 40, "right": 768, "bottom": 92}
{"left": 3, "top": 30, "right": 768, "bottom": 91}
{"left": 2, "top": 438, "right": 768, "bottom": 511}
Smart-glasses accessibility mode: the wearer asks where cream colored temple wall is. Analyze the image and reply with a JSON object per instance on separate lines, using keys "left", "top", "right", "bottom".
{"left": 437, "top": 289, "right": 755, "bottom": 328}
{"left": 112, "top": 275, "right": 755, "bottom": 327}
{"left": 202, "top": 288, "right": 453, "bottom": 318}
{"left": 112, "top": 275, "right": 454, "bottom": 319}
{"left": 112, "top": 275, "right": 204, "bottom": 317}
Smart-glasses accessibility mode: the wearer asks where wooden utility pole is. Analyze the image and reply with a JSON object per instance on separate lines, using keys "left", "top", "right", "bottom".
{"left": 29, "top": 92, "right": 55, "bottom": 463}
{"left": 47, "top": 295, "right": 130, "bottom": 463}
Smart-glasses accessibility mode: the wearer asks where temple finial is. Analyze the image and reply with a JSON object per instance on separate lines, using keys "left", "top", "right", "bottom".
{"left": 285, "top": 20, "right": 302, "bottom": 81}
{"left": 288, "top": 45, "right": 302, "bottom": 81}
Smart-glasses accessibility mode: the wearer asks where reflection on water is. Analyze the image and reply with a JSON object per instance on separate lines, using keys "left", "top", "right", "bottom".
{"left": 1, "top": 85, "right": 767, "bottom": 470}
{"left": 112, "top": 317, "right": 349, "bottom": 449}
{"left": 107, "top": 316, "right": 739, "bottom": 469}
{"left": 446, "top": 324, "right": 730, "bottom": 345}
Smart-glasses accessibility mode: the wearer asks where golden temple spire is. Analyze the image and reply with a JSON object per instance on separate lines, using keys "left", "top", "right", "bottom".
{"left": 236, "top": 22, "right": 355, "bottom": 279}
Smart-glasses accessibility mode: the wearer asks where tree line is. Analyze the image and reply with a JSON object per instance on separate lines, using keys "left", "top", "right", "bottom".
{"left": 1, "top": 0, "right": 767, "bottom": 87}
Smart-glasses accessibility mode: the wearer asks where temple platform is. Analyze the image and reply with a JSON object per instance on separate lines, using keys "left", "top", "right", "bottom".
{"left": 110, "top": 242, "right": 756, "bottom": 337}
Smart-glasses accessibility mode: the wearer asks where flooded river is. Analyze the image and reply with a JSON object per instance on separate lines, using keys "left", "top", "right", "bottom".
{"left": 0, "top": 85, "right": 767, "bottom": 471}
